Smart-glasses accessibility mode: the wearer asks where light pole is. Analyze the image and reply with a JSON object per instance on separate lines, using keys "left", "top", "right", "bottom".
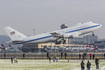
{"left": 33, "top": 29, "right": 35, "bottom": 35}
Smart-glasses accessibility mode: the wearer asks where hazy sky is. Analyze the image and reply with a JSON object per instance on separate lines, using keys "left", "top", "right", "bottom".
{"left": 0, "top": 0, "right": 105, "bottom": 38}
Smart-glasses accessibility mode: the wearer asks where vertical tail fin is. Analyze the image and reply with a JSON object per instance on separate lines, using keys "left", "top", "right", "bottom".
{"left": 94, "top": 45, "right": 98, "bottom": 50}
{"left": 4, "top": 26, "right": 27, "bottom": 41}
{"left": 9, "top": 44, "right": 12, "bottom": 48}
{"left": 92, "top": 45, "right": 98, "bottom": 51}
{"left": 1, "top": 44, "right": 5, "bottom": 48}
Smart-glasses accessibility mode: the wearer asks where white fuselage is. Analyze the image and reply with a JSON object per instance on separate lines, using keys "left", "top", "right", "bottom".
{"left": 13, "top": 21, "right": 102, "bottom": 44}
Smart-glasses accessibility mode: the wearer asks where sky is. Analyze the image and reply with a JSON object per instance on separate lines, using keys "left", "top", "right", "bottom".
{"left": 0, "top": 0, "right": 105, "bottom": 39}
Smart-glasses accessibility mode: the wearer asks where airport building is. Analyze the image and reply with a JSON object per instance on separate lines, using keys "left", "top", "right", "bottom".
{"left": 22, "top": 42, "right": 94, "bottom": 52}
{"left": 69, "top": 35, "right": 99, "bottom": 44}
{"left": 94, "top": 40, "right": 105, "bottom": 48}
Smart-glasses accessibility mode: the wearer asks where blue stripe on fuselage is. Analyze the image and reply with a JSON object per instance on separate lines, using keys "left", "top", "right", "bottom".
{"left": 18, "top": 35, "right": 53, "bottom": 44}
{"left": 19, "top": 24, "right": 100, "bottom": 44}
{"left": 65, "top": 24, "right": 100, "bottom": 33}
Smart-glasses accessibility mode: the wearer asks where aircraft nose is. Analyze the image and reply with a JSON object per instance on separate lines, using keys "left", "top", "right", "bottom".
{"left": 94, "top": 22, "right": 102, "bottom": 27}
{"left": 98, "top": 23, "right": 102, "bottom": 28}
{"left": 100, "top": 24, "right": 102, "bottom": 27}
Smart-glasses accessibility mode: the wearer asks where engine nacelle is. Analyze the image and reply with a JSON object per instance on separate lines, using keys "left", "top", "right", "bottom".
{"left": 63, "top": 32, "right": 79, "bottom": 38}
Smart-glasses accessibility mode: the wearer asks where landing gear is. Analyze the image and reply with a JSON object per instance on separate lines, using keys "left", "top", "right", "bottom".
{"left": 55, "top": 37, "right": 66, "bottom": 44}
{"left": 63, "top": 40, "right": 66, "bottom": 44}
{"left": 92, "top": 32, "right": 95, "bottom": 36}
{"left": 55, "top": 36, "right": 62, "bottom": 44}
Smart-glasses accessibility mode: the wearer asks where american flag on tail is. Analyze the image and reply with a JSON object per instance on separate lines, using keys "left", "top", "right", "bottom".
{"left": 10, "top": 31, "right": 15, "bottom": 35}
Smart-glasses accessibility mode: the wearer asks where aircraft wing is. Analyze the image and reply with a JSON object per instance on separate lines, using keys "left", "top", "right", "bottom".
{"left": 50, "top": 32, "right": 62, "bottom": 37}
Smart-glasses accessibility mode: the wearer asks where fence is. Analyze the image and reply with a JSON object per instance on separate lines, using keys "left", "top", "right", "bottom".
{"left": 0, "top": 51, "right": 105, "bottom": 59}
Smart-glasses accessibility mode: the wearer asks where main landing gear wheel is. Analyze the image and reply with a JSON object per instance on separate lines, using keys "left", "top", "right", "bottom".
{"left": 92, "top": 32, "right": 94, "bottom": 36}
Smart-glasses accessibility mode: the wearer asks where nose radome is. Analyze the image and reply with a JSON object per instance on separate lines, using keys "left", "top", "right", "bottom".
{"left": 100, "top": 24, "right": 102, "bottom": 27}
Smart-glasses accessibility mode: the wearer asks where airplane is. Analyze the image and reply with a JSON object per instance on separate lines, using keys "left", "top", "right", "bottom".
{"left": 4, "top": 21, "right": 102, "bottom": 44}
{"left": 1, "top": 44, "right": 10, "bottom": 50}
{"left": 67, "top": 44, "right": 98, "bottom": 52}
{"left": 0, "top": 44, "right": 20, "bottom": 52}
{"left": 87, "top": 45, "right": 98, "bottom": 51}
{"left": 66, "top": 44, "right": 91, "bottom": 51}
{"left": 1, "top": 44, "right": 5, "bottom": 50}
{"left": 8, "top": 44, "right": 20, "bottom": 51}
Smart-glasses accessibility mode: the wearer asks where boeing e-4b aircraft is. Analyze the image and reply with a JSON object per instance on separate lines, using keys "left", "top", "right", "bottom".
{"left": 4, "top": 21, "right": 102, "bottom": 44}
